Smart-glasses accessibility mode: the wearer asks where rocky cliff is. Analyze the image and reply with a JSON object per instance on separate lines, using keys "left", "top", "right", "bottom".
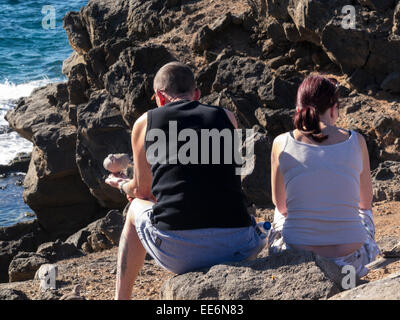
{"left": 5, "top": 0, "right": 400, "bottom": 238}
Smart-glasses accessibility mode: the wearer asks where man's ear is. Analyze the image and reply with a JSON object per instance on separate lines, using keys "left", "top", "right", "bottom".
{"left": 193, "top": 88, "right": 201, "bottom": 101}
{"left": 156, "top": 91, "right": 166, "bottom": 106}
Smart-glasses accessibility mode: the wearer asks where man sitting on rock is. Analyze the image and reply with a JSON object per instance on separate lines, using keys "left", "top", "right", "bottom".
{"left": 105, "top": 62, "right": 266, "bottom": 300}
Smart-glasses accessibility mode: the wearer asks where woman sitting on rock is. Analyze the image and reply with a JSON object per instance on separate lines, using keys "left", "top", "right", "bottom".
{"left": 269, "top": 74, "right": 380, "bottom": 278}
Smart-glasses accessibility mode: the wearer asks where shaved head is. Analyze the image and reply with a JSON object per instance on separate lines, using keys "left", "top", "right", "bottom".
{"left": 153, "top": 62, "right": 196, "bottom": 97}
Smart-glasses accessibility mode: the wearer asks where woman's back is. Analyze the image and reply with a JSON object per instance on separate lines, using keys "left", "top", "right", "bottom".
{"left": 279, "top": 128, "right": 367, "bottom": 250}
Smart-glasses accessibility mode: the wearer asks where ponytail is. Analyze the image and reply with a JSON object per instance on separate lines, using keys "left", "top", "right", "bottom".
{"left": 293, "top": 105, "right": 328, "bottom": 143}
{"left": 293, "top": 75, "right": 339, "bottom": 143}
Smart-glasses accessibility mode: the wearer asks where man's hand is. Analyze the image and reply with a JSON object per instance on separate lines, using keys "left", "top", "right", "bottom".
{"left": 105, "top": 173, "right": 129, "bottom": 189}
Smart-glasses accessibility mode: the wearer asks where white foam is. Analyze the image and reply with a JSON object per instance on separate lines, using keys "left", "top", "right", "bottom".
{"left": 0, "top": 78, "right": 52, "bottom": 103}
{"left": 0, "top": 131, "right": 33, "bottom": 165}
{"left": 0, "top": 78, "right": 53, "bottom": 165}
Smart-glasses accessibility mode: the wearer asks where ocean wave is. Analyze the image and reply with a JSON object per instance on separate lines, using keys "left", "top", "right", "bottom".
{"left": 0, "top": 78, "right": 53, "bottom": 103}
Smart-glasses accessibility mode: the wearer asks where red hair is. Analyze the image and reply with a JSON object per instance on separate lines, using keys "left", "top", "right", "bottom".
{"left": 293, "top": 75, "right": 339, "bottom": 143}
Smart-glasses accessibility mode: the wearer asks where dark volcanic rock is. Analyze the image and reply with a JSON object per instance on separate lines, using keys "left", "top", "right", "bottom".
{"left": 161, "top": 249, "right": 341, "bottom": 300}
{"left": 5, "top": 84, "right": 102, "bottom": 239}
{"left": 104, "top": 44, "right": 175, "bottom": 127}
{"left": 76, "top": 92, "right": 131, "bottom": 207}
{"left": 0, "top": 152, "right": 31, "bottom": 174}
{"left": 0, "top": 288, "right": 29, "bottom": 300}
{"left": 66, "top": 210, "right": 124, "bottom": 253}
{"left": 241, "top": 128, "right": 272, "bottom": 206}
{"left": 36, "top": 240, "right": 84, "bottom": 263}
{"left": 8, "top": 252, "right": 49, "bottom": 282}
{"left": 372, "top": 161, "right": 400, "bottom": 202}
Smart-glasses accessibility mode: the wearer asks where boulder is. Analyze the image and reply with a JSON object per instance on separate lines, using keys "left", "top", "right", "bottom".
{"left": 65, "top": 210, "right": 124, "bottom": 253}
{"left": 36, "top": 240, "right": 83, "bottom": 263}
{"left": 5, "top": 84, "right": 103, "bottom": 238}
{"left": 330, "top": 271, "right": 400, "bottom": 300}
{"left": 381, "top": 72, "right": 400, "bottom": 94}
{"left": 191, "top": 25, "right": 216, "bottom": 53}
{"left": 63, "top": 11, "right": 92, "bottom": 55}
{"left": 357, "top": 0, "right": 395, "bottom": 12}
{"left": 8, "top": 252, "right": 49, "bottom": 283}
{"left": 0, "top": 152, "right": 31, "bottom": 174}
{"left": 0, "top": 232, "right": 49, "bottom": 283}
{"left": 104, "top": 44, "right": 174, "bottom": 127}
{"left": 75, "top": 92, "right": 131, "bottom": 207}
{"left": 161, "top": 249, "right": 341, "bottom": 300}
{"left": 62, "top": 51, "right": 86, "bottom": 76}
{"left": 372, "top": 161, "right": 400, "bottom": 202}
{"left": 241, "top": 128, "right": 272, "bottom": 206}
{"left": 255, "top": 107, "right": 294, "bottom": 136}
{"left": 0, "top": 288, "right": 29, "bottom": 300}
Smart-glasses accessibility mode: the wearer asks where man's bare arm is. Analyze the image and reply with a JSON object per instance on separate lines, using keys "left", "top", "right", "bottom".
{"left": 124, "top": 113, "right": 155, "bottom": 201}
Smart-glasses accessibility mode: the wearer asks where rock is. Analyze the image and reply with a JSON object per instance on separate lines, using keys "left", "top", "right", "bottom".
{"left": 62, "top": 51, "right": 86, "bottom": 76}
{"left": 0, "top": 288, "right": 29, "bottom": 300}
{"left": 357, "top": 0, "right": 395, "bottom": 12}
{"left": 161, "top": 249, "right": 341, "bottom": 300}
{"left": 67, "top": 63, "right": 90, "bottom": 105}
{"left": 63, "top": 11, "right": 92, "bottom": 55}
{"left": 36, "top": 240, "right": 83, "bottom": 263}
{"left": 103, "top": 44, "right": 174, "bottom": 127}
{"left": 212, "top": 56, "right": 272, "bottom": 100}
{"left": 381, "top": 72, "right": 400, "bottom": 94}
{"left": 200, "top": 90, "right": 259, "bottom": 129}
{"left": 210, "top": 12, "right": 232, "bottom": 33}
{"left": 8, "top": 252, "right": 49, "bottom": 282}
{"left": 381, "top": 241, "right": 400, "bottom": 258}
{"left": 0, "top": 220, "right": 41, "bottom": 242}
{"left": 372, "top": 161, "right": 400, "bottom": 202}
{"left": 191, "top": 25, "right": 216, "bottom": 53}
{"left": 377, "top": 236, "right": 400, "bottom": 253}
{"left": 0, "top": 231, "right": 50, "bottom": 283}
{"left": 321, "top": 17, "right": 370, "bottom": 75}
{"left": 66, "top": 210, "right": 124, "bottom": 253}
{"left": 39, "top": 289, "right": 62, "bottom": 300}
{"left": 75, "top": 92, "right": 131, "bottom": 207}
{"left": 5, "top": 84, "right": 102, "bottom": 239}
{"left": 330, "top": 271, "right": 400, "bottom": 300}
{"left": 0, "top": 152, "right": 31, "bottom": 174}
{"left": 255, "top": 107, "right": 294, "bottom": 136}
{"left": 241, "top": 128, "right": 272, "bottom": 206}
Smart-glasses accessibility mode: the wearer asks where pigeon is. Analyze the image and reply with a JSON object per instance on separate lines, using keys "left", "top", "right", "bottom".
{"left": 59, "top": 285, "right": 85, "bottom": 300}
{"left": 103, "top": 153, "right": 133, "bottom": 174}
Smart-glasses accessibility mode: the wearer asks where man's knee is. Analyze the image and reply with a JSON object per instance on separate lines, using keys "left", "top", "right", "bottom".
{"left": 127, "top": 198, "right": 154, "bottom": 226}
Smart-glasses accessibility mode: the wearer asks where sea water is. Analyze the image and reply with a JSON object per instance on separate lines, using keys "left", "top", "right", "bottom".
{"left": 0, "top": 0, "right": 88, "bottom": 226}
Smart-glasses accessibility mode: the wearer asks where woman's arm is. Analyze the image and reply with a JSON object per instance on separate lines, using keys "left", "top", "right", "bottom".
{"left": 357, "top": 133, "right": 373, "bottom": 210}
{"left": 271, "top": 133, "right": 287, "bottom": 216}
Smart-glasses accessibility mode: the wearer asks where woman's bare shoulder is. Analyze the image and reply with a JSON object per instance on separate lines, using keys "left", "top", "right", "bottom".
{"left": 272, "top": 132, "right": 289, "bottom": 155}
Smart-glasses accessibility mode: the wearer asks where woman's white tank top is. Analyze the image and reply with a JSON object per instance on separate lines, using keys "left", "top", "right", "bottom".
{"left": 280, "top": 130, "right": 367, "bottom": 246}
